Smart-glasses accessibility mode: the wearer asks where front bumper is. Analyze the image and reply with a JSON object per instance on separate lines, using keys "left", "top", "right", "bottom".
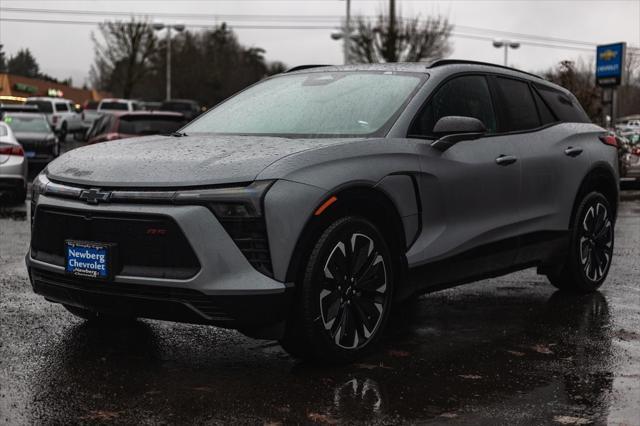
{"left": 26, "top": 194, "right": 293, "bottom": 329}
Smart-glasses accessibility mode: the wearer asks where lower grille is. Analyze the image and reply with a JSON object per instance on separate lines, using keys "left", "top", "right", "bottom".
{"left": 31, "top": 269, "right": 229, "bottom": 320}
{"left": 31, "top": 206, "right": 200, "bottom": 279}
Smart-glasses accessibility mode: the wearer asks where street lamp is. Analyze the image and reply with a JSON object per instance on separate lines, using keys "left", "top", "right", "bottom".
{"left": 492, "top": 39, "right": 520, "bottom": 66}
{"left": 152, "top": 22, "right": 185, "bottom": 101}
{"left": 330, "top": 0, "right": 352, "bottom": 64}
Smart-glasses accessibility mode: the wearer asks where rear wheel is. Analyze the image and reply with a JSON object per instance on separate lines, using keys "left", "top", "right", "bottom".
{"left": 280, "top": 217, "right": 394, "bottom": 363}
{"left": 64, "top": 304, "right": 136, "bottom": 324}
{"left": 547, "top": 192, "right": 614, "bottom": 293}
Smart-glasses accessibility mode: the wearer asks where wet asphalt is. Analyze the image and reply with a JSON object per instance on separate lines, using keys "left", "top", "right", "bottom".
{"left": 0, "top": 186, "right": 639, "bottom": 424}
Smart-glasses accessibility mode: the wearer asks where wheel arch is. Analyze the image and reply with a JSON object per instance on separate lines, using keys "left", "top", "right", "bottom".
{"left": 284, "top": 184, "right": 410, "bottom": 291}
{"left": 569, "top": 162, "right": 619, "bottom": 228}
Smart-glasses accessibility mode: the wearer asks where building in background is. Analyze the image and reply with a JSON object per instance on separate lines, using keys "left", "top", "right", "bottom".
{"left": 0, "top": 73, "right": 110, "bottom": 105}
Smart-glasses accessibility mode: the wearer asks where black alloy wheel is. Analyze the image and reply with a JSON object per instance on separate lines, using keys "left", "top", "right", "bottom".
{"left": 548, "top": 192, "right": 614, "bottom": 293}
{"left": 280, "top": 216, "right": 394, "bottom": 363}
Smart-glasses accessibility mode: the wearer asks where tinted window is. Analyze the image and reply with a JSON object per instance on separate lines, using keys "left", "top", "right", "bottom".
{"left": 532, "top": 88, "right": 557, "bottom": 125}
{"left": 494, "top": 77, "right": 540, "bottom": 132}
{"left": 535, "top": 85, "right": 590, "bottom": 123}
{"left": 100, "top": 102, "right": 128, "bottom": 111}
{"left": 55, "top": 103, "right": 69, "bottom": 112}
{"left": 117, "top": 116, "right": 186, "bottom": 135}
{"left": 26, "top": 101, "right": 53, "bottom": 113}
{"left": 411, "top": 75, "right": 496, "bottom": 137}
{"left": 132, "top": 103, "right": 142, "bottom": 111}
{"left": 185, "top": 72, "right": 423, "bottom": 137}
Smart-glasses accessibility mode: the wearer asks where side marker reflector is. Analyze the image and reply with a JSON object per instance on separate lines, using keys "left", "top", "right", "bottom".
{"left": 314, "top": 196, "right": 337, "bottom": 216}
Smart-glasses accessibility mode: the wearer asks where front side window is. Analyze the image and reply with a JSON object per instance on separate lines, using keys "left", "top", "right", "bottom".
{"left": 55, "top": 103, "right": 69, "bottom": 112}
{"left": 410, "top": 75, "right": 497, "bottom": 137}
{"left": 184, "top": 72, "right": 424, "bottom": 137}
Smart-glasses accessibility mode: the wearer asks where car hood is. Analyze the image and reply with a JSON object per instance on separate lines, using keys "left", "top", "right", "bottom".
{"left": 46, "top": 134, "right": 357, "bottom": 187}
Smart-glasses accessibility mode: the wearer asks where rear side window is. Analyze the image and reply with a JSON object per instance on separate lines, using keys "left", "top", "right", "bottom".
{"left": 535, "top": 85, "right": 590, "bottom": 123}
{"left": 26, "top": 101, "right": 53, "bottom": 113}
{"left": 532, "top": 89, "right": 557, "bottom": 125}
{"left": 411, "top": 75, "right": 496, "bottom": 136}
{"left": 493, "top": 77, "right": 540, "bottom": 132}
{"left": 55, "top": 103, "right": 69, "bottom": 112}
{"left": 100, "top": 102, "right": 128, "bottom": 111}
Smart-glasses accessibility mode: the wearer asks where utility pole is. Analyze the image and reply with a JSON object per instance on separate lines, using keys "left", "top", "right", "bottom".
{"left": 387, "top": 0, "right": 396, "bottom": 62}
{"left": 344, "top": 0, "right": 351, "bottom": 64}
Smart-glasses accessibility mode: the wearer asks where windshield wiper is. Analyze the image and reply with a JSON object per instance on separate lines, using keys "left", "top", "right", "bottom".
{"left": 170, "top": 131, "right": 188, "bottom": 137}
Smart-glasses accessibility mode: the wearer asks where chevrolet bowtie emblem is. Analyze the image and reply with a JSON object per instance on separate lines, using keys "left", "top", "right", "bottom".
{"left": 599, "top": 49, "right": 617, "bottom": 61}
{"left": 79, "top": 188, "right": 111, "bottom": 204}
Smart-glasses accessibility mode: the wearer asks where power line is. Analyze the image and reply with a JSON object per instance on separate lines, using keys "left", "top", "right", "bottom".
{"left": 3, "top": 6, "right": 638, "bottom": 52}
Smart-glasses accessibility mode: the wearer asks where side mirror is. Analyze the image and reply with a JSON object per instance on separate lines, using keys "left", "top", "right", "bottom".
{"left": 431, "top": 116, "right": 486, "bottom": 152}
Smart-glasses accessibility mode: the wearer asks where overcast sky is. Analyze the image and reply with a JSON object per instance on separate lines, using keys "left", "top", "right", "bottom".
{"left": 1, "top": 0, "right": 639, "bottom": 87}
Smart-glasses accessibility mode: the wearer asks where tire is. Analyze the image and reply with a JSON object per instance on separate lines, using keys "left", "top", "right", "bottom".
{"left": 279, "top": 216, "right": 395, "bottom": 363}
{"left": 547, "top": 192, "right": 614, "bottom": 293}
{"left": 63, "top": 304, "right": 136, "bottom": 324}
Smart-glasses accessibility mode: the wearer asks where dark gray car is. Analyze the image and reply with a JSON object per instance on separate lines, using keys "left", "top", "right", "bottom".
{"left": 26, "top": 61, "right": 619, "bottom": 363}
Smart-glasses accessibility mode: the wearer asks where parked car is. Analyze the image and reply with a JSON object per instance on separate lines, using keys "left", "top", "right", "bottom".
{"left": 616, "top": 119, "right": 640, "bottom": 134}
{"left": 97, "top": 98, "right": 142, "bottom": 113}
{"left": 159, "top": 99, "right": 201, "bottom": 121}
{"left": 86, "top": 112, "right": 187, "bottom": 144}
{"left": 80, "top": 100, "right": 102, "bottom": 135}
{"left": 27, "top": 61, "right": 619, "bottom": 363}
{"left": 0, "top": 122, "right": 28, "bottom": 203}
{"left": 0, "top": 103, "right": 39, "bottom": 117}
{"left": 25, "top": 97, "right": 83, "bottom": 141}
{"left": 619, "top": 133, "right": 640, "bottom": 186}
{"left": 3, "top": 112, "right": 59, "bottom": 164}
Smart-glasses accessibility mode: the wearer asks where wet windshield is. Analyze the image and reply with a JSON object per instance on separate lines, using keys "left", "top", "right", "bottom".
{"left": 4, "top": 114, "right": 51, "bottom": 133}
{"left": 184, "top": 72, "right": 423, "bottom": 137}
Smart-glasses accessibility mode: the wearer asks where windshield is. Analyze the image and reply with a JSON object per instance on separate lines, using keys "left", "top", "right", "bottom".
{"left": 117, "top": 116, "right": 186, "bottom": 135}
{"left": 184, "top": 72, "right": 423, "bottom": 137}
{"left": 3, "top": 114, "right": 51, "bottom": 133}
{"left": 100, "top": 102, "right": 128, "bottom": 111}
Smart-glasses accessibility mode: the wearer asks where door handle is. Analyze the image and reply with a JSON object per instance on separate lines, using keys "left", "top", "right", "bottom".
{"left": 495, "top": 155, "right": 518, "bottom": 166}
{"left": 564, "top": 146, "right": 583, "bottom": 157}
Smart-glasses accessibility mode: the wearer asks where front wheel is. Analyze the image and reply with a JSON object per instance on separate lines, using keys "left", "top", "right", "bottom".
{"left": 547, "top": 192, "right": 614, "bottom": 293}
{"left": 280, "top": 217, "right": 394, "bottom": 363}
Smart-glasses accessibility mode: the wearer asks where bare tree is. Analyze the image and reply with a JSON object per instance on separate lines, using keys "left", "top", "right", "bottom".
{"left": 347, "top": 1, "right": 452, "bottom": 63}
{"left": 90, "top": 18, "right": 156, "bottom": 98}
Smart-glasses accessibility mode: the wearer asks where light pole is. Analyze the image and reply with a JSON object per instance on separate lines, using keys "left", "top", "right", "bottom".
{"left": 330, "top": 0, "right": 351, "bottom": 64}
{"left": 152, "top": 22, "right": 185, "bottom": 101}
{"left": 492, "top": 39, "right": 520, "bottom": 66}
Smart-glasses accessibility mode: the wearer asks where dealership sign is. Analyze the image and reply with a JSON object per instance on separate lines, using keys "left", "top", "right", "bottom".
{"left": 596, "top": 42, "right": 626, "bottom": 87}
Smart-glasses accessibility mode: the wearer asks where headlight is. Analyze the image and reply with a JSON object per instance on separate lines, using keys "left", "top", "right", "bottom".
{"left": 172, "top": 180, "right": 273, "bottom": 217}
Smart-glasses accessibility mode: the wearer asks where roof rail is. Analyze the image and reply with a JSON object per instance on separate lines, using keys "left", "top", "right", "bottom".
{"left": 285, "top": 64, "right": 333, "bottom": 73}
{"left": 428, "top": 59, "right": 544, "bottom": 80}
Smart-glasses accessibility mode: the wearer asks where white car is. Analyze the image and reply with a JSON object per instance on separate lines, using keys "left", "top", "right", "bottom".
{"left": 26, "top": 97, "right": 83, "bottom": 141}
{"left": 0, "top": 122, "right": 28, "bottom": 203}
{"left": 617, "top": 119, "right": 640, "bottom": 134}
{"left": 97, "top": 98, "right": 142, "bottom": 113}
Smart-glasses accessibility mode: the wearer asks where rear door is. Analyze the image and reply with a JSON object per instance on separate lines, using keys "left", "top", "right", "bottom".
{"left": 489, "top": 77, "right": 593, "bottom": 263}
{"left": 407, "top": 74, "right": 521, "bottom": 288}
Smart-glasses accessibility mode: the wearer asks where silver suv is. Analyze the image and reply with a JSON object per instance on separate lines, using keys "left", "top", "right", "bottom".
{"left": 27, "top": 61, "right": 618, "bottom": 363}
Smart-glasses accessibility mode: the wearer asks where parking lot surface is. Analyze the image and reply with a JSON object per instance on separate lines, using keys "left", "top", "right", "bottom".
{"left": 1, "top": 194, "right": 639, "bottom": 425}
